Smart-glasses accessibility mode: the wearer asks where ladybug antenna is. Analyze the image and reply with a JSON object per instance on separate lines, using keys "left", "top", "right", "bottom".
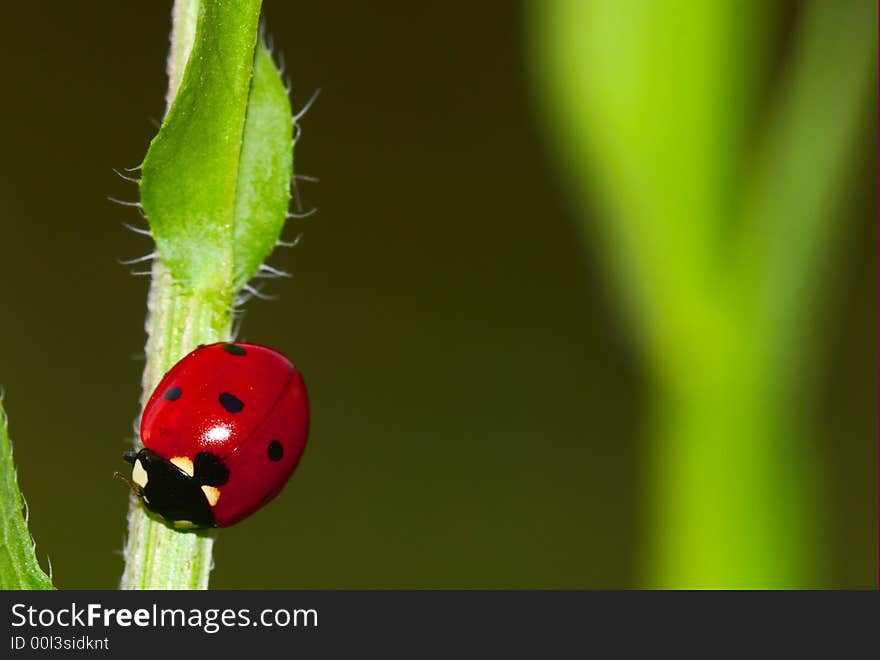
{"left": 114, "top": 471, "right": 144, "bottom": 498}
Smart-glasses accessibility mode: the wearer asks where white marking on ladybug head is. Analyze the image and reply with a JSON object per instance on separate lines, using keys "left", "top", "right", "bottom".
{"left": 132, "top": 459, "right": 148, "bottom": 488}
{"left": 201, "top": 485, "right": 221, "bottom": 507}
{"left": 173, "top": 520, "right": 197, "bottom": 530}
{"left": 170, "top": 456, "right": 194, "bottom": 477}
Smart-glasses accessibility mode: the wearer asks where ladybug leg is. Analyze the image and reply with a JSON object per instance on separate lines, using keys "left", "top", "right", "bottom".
{"left": 114, "top": 471, "right": 145, "bottom": 498}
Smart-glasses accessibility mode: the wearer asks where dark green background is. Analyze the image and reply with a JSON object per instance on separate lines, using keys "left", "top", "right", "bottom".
{"left": 0, "top": 1, "right": 874, "bottom": 588}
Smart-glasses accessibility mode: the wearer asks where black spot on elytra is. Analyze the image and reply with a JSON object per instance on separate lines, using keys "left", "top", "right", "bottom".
{"left": 268, "top": 440, "right": 283, "bottom": 462}
{"left": 164, "top": 386, "right": 182, "bottom": 401}
{"left": 223, "top": 343, "right": 247, "bottom": 356}
{"left": 219, "top": 392, "right": 244, "bottom": 413}
{"left": 194, "top": 451, "right": 229, "bottom": 486}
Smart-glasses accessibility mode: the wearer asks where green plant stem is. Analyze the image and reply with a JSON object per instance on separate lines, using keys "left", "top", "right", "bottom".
{"left": 120, "top": 263, "right": 230, "bottom": 590}
{"left": 646, "top": 350, "right": 811, "bottom": 587}
{"left": 120, "top": 0, "right": 230, "bottom": 590}
{"left": 166, "top": 0, "right": 199, "bottom": 111}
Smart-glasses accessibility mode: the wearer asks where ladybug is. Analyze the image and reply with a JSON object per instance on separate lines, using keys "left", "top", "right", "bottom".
{"left": 121, "top": 342, "right": 309, "bottom": 528}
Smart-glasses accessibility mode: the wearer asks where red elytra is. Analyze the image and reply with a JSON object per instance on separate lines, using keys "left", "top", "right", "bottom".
{"left": 134, "top": 342, "right": 309, "bottom": 528}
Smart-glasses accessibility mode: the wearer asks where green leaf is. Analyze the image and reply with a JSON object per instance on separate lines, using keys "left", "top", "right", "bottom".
{"left": 0, "top": 400, "right": 53, "bottom": 589}
{"left": 140, "top": 0, "right": 293, "bottom": 297}
{"left": 232, "top": 41, "right": 294, "bottom": 290}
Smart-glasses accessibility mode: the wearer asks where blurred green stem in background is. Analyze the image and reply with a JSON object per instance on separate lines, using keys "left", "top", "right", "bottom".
{"left": 530, "top": 0, "right": 876, "bottom": 587}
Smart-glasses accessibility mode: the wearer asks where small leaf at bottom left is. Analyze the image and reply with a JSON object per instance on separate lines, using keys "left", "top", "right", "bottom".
{"left": 0, "top": 400, "right": 53, "bottom": 589}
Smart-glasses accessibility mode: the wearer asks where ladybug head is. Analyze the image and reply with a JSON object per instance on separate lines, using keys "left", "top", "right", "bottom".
{"left": 120, "top": 448, "right": 228, "bottom": 530}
